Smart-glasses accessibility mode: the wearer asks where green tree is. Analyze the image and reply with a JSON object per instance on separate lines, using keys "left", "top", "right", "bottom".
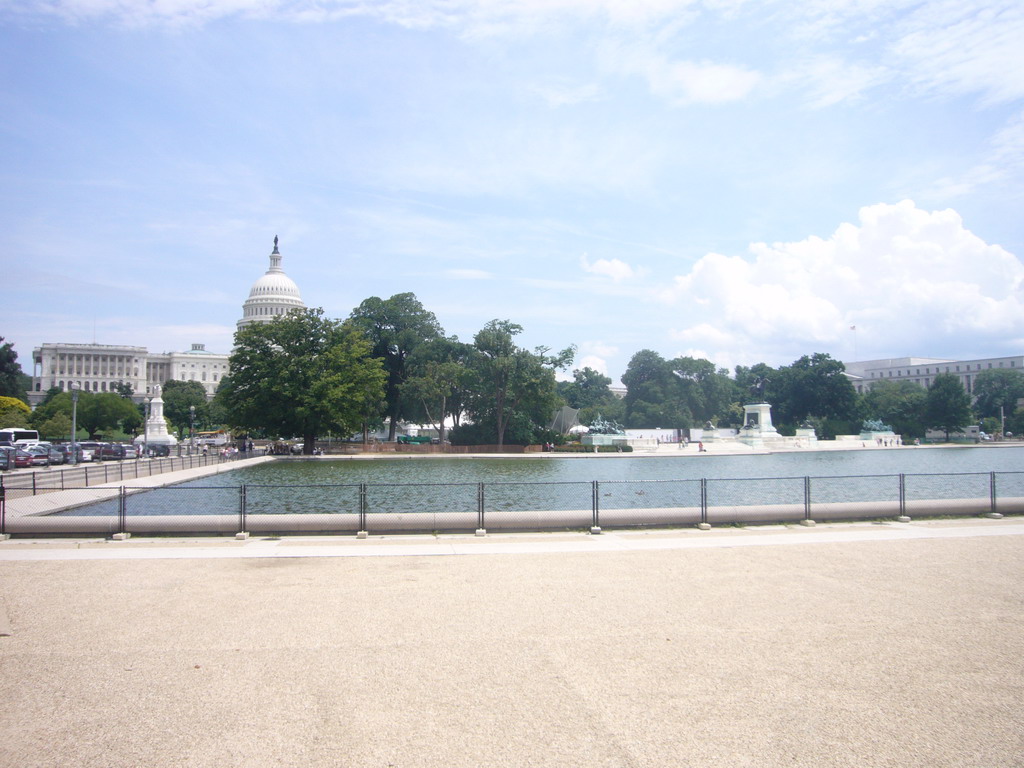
{"left": 461, "top": 320, "right": 573, "bottom": 448}
{"left": 773, "top": 353, "right": 858, "bottom": 428}
{"left": 111, "top": 380, "right": 135, "bottom": 399}
{"left": 37, "top": 413, "right": 73, "bottom": 441}
{"left": 622, "top": 350, "right": 685, "bottom": 428}
{"left": 401, "top": 337, "right": 475, "bottom": 443}
{"left": 162, "top": 380, "right": 210, "bottom": 438}
{"left": 0, "top": 395, "right": 31, "bottom": 428}
{"left": 668, "top": 357, "right": 737, "bottom": 425}
{"left": 224, "top": 308, "right": 386, "bottom": 454}
{"left": 349, "top": 293, "right": 443, "bottom": 441}
{"left": 861, "top": 380, "right": 927, "bottom": 438}
{"left": 925, "top": 373, "right": 973, "bottom": 441}
{"left": 971, "top": 369, "right": 1024, "bottom": 422}
{"left": 0, "top": 337, "right": 27, "bottom": 401}
{"left": 76, "top": 392, "right": 141, "bottom": 439}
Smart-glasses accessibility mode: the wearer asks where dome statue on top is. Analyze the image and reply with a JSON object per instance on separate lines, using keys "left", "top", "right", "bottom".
{"left": 237, "top": 236, "right": 306, "bottom": 332}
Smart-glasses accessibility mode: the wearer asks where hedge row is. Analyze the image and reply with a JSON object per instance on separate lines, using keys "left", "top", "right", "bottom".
{"left": 552, "top": 444, "right": 633, "bottom": 453}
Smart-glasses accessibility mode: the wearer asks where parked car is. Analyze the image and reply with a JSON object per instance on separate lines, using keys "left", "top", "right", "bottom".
{"left": 11, "top": 449, "right": 34, "bottom": 468}
{"left": 0, "top": 448, "right": 11, "bottom": 471}
{"left": 46, "top": 447, "right": 65, "bottom": 465}
{"left": 25, "top": 445, "right": 51, "bottom": 466}
{"left": 96, "top": 443, "right": 127, "bottom": 460}
{"left": 79, "top": 442, "right": 105, "bottom": 461}
{"left": 54, "top": 444, "right": 86, "bottom": 463}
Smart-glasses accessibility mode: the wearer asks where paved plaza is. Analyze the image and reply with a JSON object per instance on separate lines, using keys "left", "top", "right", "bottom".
{"left": 1, "top": 520, "right": 1023, "bottom": 767}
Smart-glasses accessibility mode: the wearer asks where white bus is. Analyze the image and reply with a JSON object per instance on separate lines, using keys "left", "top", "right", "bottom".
{"left": 0, "top": 428, "right": 41, "bottom": 445}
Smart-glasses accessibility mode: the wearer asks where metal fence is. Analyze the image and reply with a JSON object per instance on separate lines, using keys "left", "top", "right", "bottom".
{"left": 0, "top": 453, "right": 238, "bottom": 498}
{"left": 2, "top": 470, "right": 1021, "bottom": 538}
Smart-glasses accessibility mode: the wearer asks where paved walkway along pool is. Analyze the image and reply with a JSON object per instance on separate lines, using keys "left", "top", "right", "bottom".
{"left": 1, "top": 518, "right": 1022, "bottom": 767}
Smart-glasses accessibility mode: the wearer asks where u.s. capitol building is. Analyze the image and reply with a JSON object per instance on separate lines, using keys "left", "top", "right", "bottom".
{"left": 28, "top": 238, "right": 305, "bottom": 406}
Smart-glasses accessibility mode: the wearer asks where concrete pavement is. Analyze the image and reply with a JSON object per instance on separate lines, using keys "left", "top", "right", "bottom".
{"left": 1, "top": 519, "right": 1022, "bottom": 767}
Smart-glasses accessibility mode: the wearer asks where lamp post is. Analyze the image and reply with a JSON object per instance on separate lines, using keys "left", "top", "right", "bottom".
{"left": 189, "top": 405, "right": 196, "bottom": 454}
{"left": 70, "top": 382, "right": 80, "bottom": 466}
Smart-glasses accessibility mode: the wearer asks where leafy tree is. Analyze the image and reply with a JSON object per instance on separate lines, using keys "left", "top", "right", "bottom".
{"left": 772, "top": 353, "right": 858, "bottom": 427}
{"left": 925, "top": 373, "right": 973, "bottom": 441}
{"left": 621, "top": 351, "right": 735, "bottom": 428}
{"left": 401, "top": 337, "right": 474, "bottom": 443}
{"left": 461, "top": 320, "right": 573, "bottom": 448}
{"left": 72, "top": 392, "right": 141, "bottom": 439}
{"left": 971, "top": 369, "right": 1024, "bottom": 422}
{"left": 559, "top": 367, "right": 615, "bottom": 410}
{"left": 0, "top": 395, "right": 31, "bottom": 428}
{"left": 161, "top": 380, "right": 210, "bottom": 437}
{"left": 111, "top": 380, "right": 134, "bottom": 399}
{"left": 861, "top": 380, "right": 927, "bottom": 438}
{"left": 223, "top": 308, "right": 386, "bottom": 454}
{"left": 37, "top": 413, "right": 73, "bottom": 441}
{"left": 349, "top": 293, "right": 443, "bottom": 441}
{"left": 558, "top": 366, "right": 623, "bottom": 428}
{"left": 622, "top": 350, "right": 686, "bottom": 428}
{"left": 0, "top": 337, "right": 27, "bottom": 400}
{"left": 668, "top": 357, "right": 737, "bottom": 425}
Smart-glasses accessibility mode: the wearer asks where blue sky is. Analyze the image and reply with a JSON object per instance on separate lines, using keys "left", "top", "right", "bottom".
{"left": 3, "top": 0, "right": 1023, "bottom": 385}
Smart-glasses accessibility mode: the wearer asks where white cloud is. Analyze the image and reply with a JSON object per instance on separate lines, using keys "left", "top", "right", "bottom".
{"left": 660, "top": 200, "right": 1024, "bottom": 363}
{"left": 576, "top": 354, "right": 610, "bottom": 375}
{"left": 580, "top": 253, "right": 635, "bottom": 281}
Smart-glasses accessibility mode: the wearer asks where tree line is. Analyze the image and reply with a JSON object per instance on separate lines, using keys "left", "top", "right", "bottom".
{"left": 4, "top": 307, "right": 1024, "bottom": 450}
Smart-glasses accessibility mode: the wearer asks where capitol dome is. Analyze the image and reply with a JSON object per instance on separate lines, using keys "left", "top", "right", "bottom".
{"left": 237, "top": 237, "right": 306, "bottom": 332}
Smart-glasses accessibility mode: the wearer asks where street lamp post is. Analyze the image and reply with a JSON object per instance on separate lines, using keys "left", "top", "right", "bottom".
{"left": 70, "top": 383, "right": 80, "bottom": 466}
{"left": 189, "top": 405, "right": 196, "bottom": 454}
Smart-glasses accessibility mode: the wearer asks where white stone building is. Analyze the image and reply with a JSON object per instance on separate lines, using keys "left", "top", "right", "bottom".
{"left": 237, "top": 236, "right": 306, "bottom": 331}
{"left": 844, "top": 355, "right": 1024, "bottom": 395}
{"left": 29, "top": 238, "right": 305, "bottom": 406}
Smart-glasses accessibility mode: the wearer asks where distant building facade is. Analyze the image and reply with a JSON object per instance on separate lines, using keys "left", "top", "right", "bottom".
{"left": 29, "top": 239, "right": 303, "bottom": 406}
{"left": 844, "top": 355, "right": 1024, "bottom": 395}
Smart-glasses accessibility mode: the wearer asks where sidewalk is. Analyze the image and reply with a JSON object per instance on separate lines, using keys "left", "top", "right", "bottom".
{"left": 1, "top": 519, "right": 1022, "bottom": 767}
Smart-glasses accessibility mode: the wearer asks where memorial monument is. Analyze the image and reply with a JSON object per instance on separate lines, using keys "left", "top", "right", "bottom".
{"left": 134, "top": 387, "right": 178, "bottom": 454}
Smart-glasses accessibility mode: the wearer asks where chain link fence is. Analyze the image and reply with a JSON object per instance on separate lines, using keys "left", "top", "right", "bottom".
{"left": 2, "top": 471, "right": 1021, "bottom": 537}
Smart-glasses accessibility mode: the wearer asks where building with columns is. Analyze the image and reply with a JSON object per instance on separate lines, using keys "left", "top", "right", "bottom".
{"left": 237, "top": 235, "right": 306, "bottom": 331}
{"left": 844, "top": 355, "right": 1024, "bottom": 395}
{"left": 29, "top": 238, "right": 304, "bottom": 406}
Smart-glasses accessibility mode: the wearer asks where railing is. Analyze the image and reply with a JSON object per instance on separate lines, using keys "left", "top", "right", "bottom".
{"left": 2, "top": 470, "right": 1021, "bottom": 538}
{"left": 0, "top": 452, "right": 242, "bottom": 497}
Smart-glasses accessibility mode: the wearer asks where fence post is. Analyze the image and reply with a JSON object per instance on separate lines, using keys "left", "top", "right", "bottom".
{"left": 897, "top": 473, "right": 910, "bottom": 522}
{"left": 590, "top": 480, "right": 601, "bottom": 534}
{"left": 357, "top": 483, "right": 368, "bottom": 538}
{"left": 698, "top": 478, "right": 710, "bottom": 529}
{"left": 0, "top": 481, "right": 7, "bottom": 539}
{"left": 32, "top": 471, "right": 37, "bottom": 496}
{"left": 800, "top": 476, "right": 815, "bottom": 526}
{"left": 476, "top": 483, "right": 486, "bottom": 536}
{"left": 986, "top": 472, "right": 1002, "bottom": 518}
{"left": 113, "top": 486, "right": 130, "bottom": 540}
{"left": 236, "top": 484, "right": 249, "bottom": 539}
